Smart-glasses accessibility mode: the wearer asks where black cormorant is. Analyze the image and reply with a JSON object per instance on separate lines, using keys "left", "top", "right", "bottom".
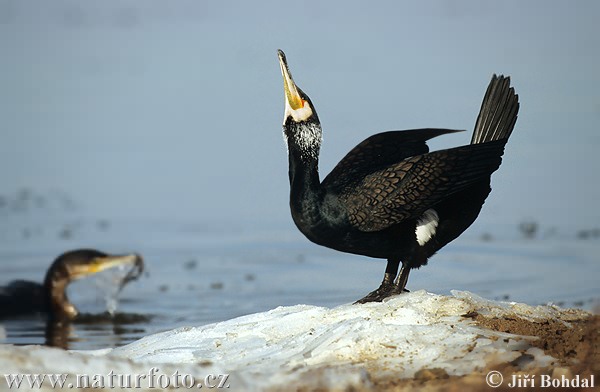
{"left": 0, "top": 249, "right": 144, "bottom": 320}
{"left": 277, "top": 50, "right": 519, "bottom": 303}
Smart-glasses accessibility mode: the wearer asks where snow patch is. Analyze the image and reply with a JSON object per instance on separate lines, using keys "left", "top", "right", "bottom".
{"left": 0, "top": 291, "right": 588, "bottom": 391}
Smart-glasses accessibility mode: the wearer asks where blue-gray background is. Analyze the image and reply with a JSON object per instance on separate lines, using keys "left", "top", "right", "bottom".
{"left": 2, "top": 0, "right": 600, "bottom": 350}
{"left": 1, "top": 0, "right": 598, "bottom": 230}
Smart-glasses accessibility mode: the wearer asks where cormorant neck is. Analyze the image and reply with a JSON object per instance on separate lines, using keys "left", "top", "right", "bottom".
{"left": 288, "top": 148, "right": 321, "bottom": 192}
{"left": 43, "top": 267, "right": 78, "bottom": 320}
{"left": 283, "top": 119, "right": 325, "bottom": 231}
{"left": 284, "top": 120, "right": 323, "bottom": 195}
{"left": 283, "top": 120, "right": 322, "bottom": 163}
{"left": 286, "top": 145, "right": 323, "bottom": 227}
{"left": 288, "top": 149, "right": 323, "bottom": 229}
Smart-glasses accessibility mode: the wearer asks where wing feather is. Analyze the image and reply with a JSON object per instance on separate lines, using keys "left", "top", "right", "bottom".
{"left": 339, "top": 139, "right": 507, "bottom": 232}
{"left": 322, "top": 128, "right": 463, "bottom": 194}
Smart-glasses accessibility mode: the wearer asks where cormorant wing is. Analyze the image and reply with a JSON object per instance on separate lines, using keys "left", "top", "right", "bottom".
{"left": 1, "top": 280, "right": 44, "bottom": 297}
{"left": 0, "top": 280, "right": 46, "bottom": 317}
{"left": 322, "top": 129, "right": 463, "bottom": 194}
{"left": 338, "top": 139, "right": 507, "bottom": 232}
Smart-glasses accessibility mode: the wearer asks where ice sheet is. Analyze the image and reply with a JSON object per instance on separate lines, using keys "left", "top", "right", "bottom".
{"left": 0, "top": 290, "right": 587, "bottom": 391}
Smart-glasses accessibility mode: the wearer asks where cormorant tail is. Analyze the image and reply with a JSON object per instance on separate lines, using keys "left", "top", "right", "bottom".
{"left": 471, "top": 75, "right": 519, "bottom": 144}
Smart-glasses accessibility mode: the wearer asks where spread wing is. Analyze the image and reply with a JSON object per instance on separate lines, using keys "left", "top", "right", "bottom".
{"left": 321, "top": 128, "right": 463, "bottom": 194}
{"left": 336, "top": 139, "right": 507, "bottom": 232}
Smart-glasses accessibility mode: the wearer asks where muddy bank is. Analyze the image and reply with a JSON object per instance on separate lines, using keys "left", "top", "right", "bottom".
{"left": 371, "top": 312, "right": 599, "bottom": 391}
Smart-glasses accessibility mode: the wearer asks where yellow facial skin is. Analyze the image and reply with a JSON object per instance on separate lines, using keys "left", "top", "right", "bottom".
{"left": 278, "top": 49, "right": 314, "bottom": 123}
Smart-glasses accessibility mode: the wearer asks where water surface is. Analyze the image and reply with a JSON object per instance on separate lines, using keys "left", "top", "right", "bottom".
{"left": 1, "top": 208, "right": 598, "bottom": 350}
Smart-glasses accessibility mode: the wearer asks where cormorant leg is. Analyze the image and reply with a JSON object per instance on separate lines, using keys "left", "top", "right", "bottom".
{"left": 392, "top": 261, "right": 411, "bottom": 294}
{"left": 354, "top": 259, "right": 400, "bottom": 304}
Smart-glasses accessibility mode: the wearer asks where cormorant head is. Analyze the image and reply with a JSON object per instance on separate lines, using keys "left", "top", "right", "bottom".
{"left": 278, "top": 49, "right": 322, "bottom": 161}
{"left": 43, "top": 249, "right": 143, "bottom": 320}
{"left": 278, "top": 49, "right": 319, "bottom": 125}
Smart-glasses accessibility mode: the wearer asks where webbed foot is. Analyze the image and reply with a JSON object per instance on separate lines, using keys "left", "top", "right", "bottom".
{"left": 354, "top": 282, "right": 409, "bottom": 304}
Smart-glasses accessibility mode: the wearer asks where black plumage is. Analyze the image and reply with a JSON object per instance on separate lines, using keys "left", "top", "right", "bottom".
{"left": 277, "top": 50, "right": 519, "bottom": 303}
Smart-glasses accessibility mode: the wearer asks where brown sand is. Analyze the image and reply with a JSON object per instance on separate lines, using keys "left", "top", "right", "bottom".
{"left": 369, "top": 312, "right": 600, "bottom": 391}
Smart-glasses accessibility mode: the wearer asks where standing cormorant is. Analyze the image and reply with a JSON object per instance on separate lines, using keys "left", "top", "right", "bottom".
{"left": 277, "top": 50, "right": 519, "bottom": 303}
{"left": 0, "top": 249, "right": 144, "bottom": 320}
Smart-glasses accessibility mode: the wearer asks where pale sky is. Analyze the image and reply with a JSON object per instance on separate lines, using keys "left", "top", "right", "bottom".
{"left": 1, "top": 0, "right": 598, "bottom": 231}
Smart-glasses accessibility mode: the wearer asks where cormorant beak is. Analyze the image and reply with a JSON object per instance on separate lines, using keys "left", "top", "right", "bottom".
{"left": 69, "top": 254, "right": 143, "bottom": 280}
{"left": 278, "top": 49, "right": 304, "bottom": 110}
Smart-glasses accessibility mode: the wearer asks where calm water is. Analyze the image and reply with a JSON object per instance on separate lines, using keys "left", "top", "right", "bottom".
{"left": 1, "top": 198, "right": 599, "bottom": 351}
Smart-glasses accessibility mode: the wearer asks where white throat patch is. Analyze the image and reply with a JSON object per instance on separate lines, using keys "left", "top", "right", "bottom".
{"left": 283, "top": 121, "right": 322, "bottom": 160}
{"left": 283, "top": 98, "right": 314, "bottom": 124}
{"left": 416, "top": 209, "right": 439, "bottom": 246}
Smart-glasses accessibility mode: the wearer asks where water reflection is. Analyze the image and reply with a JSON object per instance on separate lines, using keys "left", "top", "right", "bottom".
{"left": 45, "top": 312, "right": 152, "bottom": 350}
{"left": 45, "top": 319, "right": 72, "bottom": 349}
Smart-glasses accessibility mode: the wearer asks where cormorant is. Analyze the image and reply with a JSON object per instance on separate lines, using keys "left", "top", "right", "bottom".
{"left": 277, "top": 50, "right": 519, "bottom": 303}
{"left": 0, "top": 249, "right": 144, "bottom": 320}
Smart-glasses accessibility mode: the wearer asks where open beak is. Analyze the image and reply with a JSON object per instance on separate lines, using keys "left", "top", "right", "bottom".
{"left": 71, "top": 254, "right": 144, "bottom": 279}
{"left": 278, "top": 49, "right": 304, "bottom": 110}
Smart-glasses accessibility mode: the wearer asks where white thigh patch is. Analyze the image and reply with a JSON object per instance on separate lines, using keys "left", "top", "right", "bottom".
{"left": 416, "top": 209, "right": 439, "bottom": 246}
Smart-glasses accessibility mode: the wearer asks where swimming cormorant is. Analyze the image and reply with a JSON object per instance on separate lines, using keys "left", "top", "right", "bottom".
{"left": 0, "top": 249, "right": 144, "bottom": 320}
{"left": 277, "top": 50, "right": 519, "bottom": 303}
